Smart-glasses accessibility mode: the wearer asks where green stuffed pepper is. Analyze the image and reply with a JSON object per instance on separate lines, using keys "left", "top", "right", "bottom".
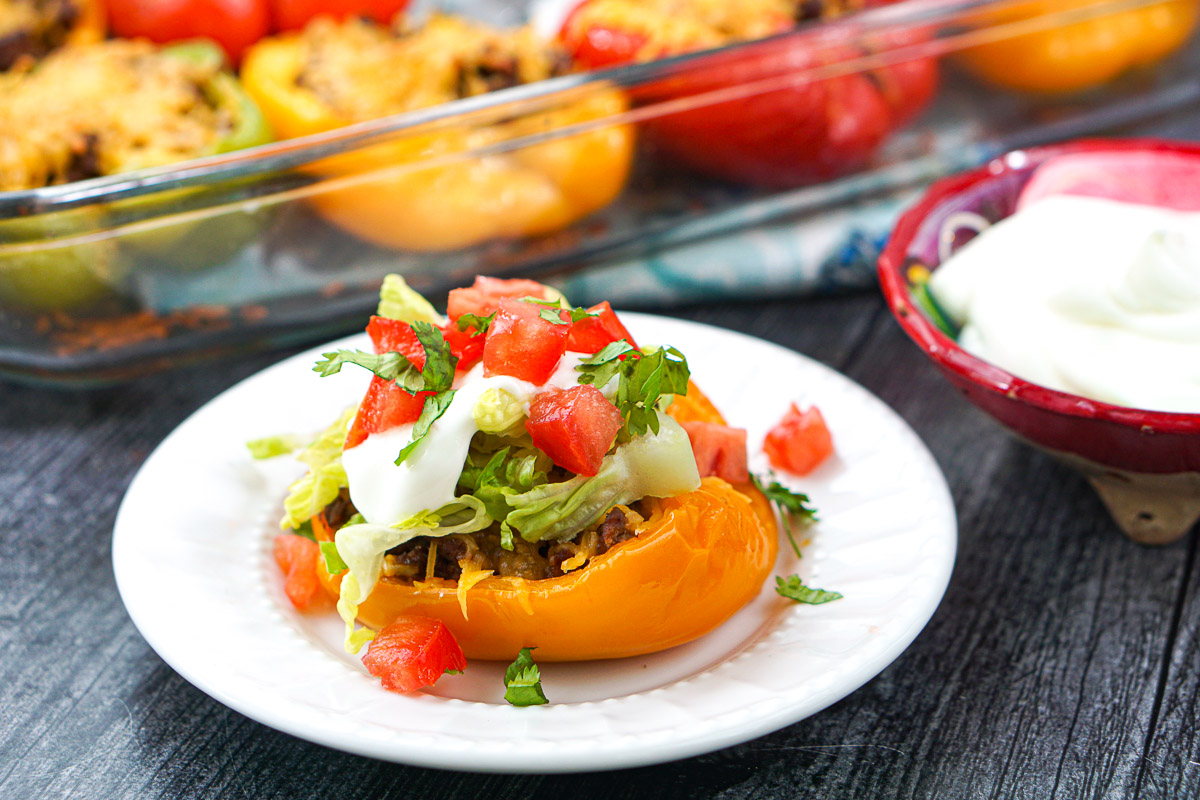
{"left": 0, "top": 37, "right": 273, "bottom": 312}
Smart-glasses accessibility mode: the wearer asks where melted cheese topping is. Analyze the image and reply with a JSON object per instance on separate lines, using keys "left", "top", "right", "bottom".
{"left": 295, "top": 14, "right": 569, "bottom": 122}
{"left": 562, "top": 0, "right": 866, "bottom": 60}
{"left": 0, "top": 40, "right": 231, "bottom": 190}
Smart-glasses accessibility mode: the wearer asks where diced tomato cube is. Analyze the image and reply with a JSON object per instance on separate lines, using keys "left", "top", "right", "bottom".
{"left": 680, "top": 421, "right": 749, "bottom": 483}
{"left": 362, "top": 615, "right": 467, "bottom": 694}
{"left": 483, "top": 298, "right": 569, "bottom": 385}
{"left": 440, "top": 322, "right": 484, "bottom": 374}
{"left": 564, "top": 301, "right": 638, "bottom": 354}
{"left": 367, "top": 316, "right": 426, "bottom": 368}
{"left": 764, "top": 404, "right": 834, "bottom": 476}
{"left": 272, "top": 533, "right": 323, "bottom": 611}
{"left": 525, "top": 385, "right": 623, "bottom": 476}
{"left": 446, "top": 276, "right": 558, "bottom": 322}
{"left": 345, "top": 377, "right": 430, "bottom": 449}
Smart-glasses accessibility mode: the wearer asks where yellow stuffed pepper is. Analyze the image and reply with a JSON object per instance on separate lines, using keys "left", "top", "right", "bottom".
{"left": 241, "top": 14, "right": 634, "bottom": 252}
{"left": 956, "top": 0, "right": 1200, "bottom": 94}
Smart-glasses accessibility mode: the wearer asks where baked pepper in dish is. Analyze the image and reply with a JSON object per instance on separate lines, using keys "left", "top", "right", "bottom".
{"left": 558, "top": 0, "right": 938, "bottom": 187}
{"left": 268, "top": 275, "right": 777, "bottom": 663}
{"left": 0, "top": 0, "right": 104, "bottom": 71}
{"left": 0, "top": 38, "right": 273, "bottom": 309}
{"left": 240, "top": 14, "right": 634, "bottom": 251}
{"left": 955, "top": 0, "right": 1200, "bottom": 94}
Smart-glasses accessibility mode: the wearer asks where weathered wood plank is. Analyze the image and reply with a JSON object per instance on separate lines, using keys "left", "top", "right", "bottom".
{"left": 1137, "top": 534, "right": 1200, "bottom": 800}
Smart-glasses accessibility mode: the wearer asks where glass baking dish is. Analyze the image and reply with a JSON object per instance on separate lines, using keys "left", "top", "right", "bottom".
{"left": 3, "top": 0, "right": 1200, "bottom": 385}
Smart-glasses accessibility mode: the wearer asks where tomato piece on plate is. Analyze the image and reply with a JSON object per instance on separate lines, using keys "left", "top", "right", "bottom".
{"left": 362, "top": 615, "right": 467, "bottom": 694}
{"left": 763, "top": 404, "right": 834, "bottom": 476}
{"left": 483, "top": 298, "right": 569, "bottom": 385}
{"left": 565, "top": 301, "right": 637, "bottom": 354}
{"left": 272, "top": 533, "right": 323, "bottom": 611}
{"left": 447, "top": 276, "right": 558, "bottom": 322}
{"left": 526, "top": 385, "right": 623, "bottom": 476}
{"left": 345, "top": 377, "right": 430, "bottom": 449}
{"left": 680, "top": 421, "right": 748, "bottom": 483}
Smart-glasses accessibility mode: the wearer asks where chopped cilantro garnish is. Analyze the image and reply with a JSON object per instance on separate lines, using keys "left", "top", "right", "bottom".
{"left": 540, "top": 305, "right": 599, "bottom": 326}
{"left": 319, "top": 541, "right": 348, "bottom": 576}
{"left": 315, "top": 320, "right": 459, "bottom": 464}
{"left": 576, "top": 342, "right": 690, "bottom": 441}
{"left": 394, "top": 390, "right": 456, "bottom": 465}
{"left": 503, "top": 647, "right": 548, "bottom": 706}
{"left": 456, "top": 312, "right": 495, "bottom": 334}
{"left": 775, "top": 575, "right": 843, "bottom": 605}
{"left": 291, "top": 520, "right": 316, "bottom": 542}
{"left": 751, "top": 472, "right": 817, "bottom": 559}
{"left": 411, "top": 321, "right": 457, "bottom": 392}
{"left": 312, "top": 349, "right": 424, "bottom": 392}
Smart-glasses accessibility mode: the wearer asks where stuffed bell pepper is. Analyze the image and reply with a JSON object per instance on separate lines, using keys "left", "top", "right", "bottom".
{"left": 266, "top": 274, "right": 777, "bottom": 668}
{"left": 0, "top": 0, "right": 104, "bottom": 71}
{"left": 241, "top": 14, "right": 634, "bottom": 251}
{"left": 955, "top": 0, "right": 1200, "bottom": 94}
{"left": 558, "top": 0, "right": 938, "bottom": 187}
{"left": 0, "top": 38, "right": 273, "bottom": 310}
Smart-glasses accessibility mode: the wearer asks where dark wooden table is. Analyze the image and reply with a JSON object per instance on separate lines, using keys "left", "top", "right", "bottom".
{"left": 3, "top": 290, "right": 1198, "bottom": 799}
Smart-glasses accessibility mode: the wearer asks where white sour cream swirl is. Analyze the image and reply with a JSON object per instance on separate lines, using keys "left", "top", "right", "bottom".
{"left": 929, "top": 194, "right": 1200, "bottom": 413}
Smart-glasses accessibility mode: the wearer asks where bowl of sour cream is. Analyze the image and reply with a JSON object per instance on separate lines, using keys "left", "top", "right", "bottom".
{"left": 879, "top": 138, "right": 1200, "bottom": 545}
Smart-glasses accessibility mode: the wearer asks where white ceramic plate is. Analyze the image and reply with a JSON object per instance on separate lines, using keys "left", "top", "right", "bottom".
{"left": 113, "top": 314, "right": 956, "bottom": 773}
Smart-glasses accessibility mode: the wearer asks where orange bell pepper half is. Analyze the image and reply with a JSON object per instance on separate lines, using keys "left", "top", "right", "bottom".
{"left": 240, "top": 26, "right": 634, "bottom": 252}
{"left": 956, "top": 0, "right": 1200, "bottom": 94}
{"left": 312, "top": 382, "right": 779, "bottom": 662}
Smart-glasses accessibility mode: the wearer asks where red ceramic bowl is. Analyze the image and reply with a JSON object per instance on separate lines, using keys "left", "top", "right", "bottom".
{"left": 878, "top": 138, "right": 1200, "bottom": 545}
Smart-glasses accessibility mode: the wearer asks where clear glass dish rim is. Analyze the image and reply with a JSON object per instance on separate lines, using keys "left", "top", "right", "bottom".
{"left": 0, "top": 0, "right": 1169, "bottom": 220}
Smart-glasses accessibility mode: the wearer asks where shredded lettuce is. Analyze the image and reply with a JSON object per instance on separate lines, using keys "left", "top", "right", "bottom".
{"left": 376, "top": 273, "right": 442, "bottom": 324}
{"left": 473, "top": 387, "right": 526, "bottom": 436}
{"left": 457, "top": 444, "right": 550, "bottom": 534}
{"left": 505, "top": 413, "right": 699, "bottom": 543}
{"left": 246, "top": 433, "right": 309, "bottom": 460}
{"left": 333, "top": 496, "right": 491, "bottom": 651}
{"left": 279, "top": 407, "right": 355, "bottom": 531}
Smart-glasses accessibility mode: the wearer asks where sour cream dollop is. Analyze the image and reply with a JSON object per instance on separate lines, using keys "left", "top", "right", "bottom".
{"left": 929, "top": 194, "right": 1200, "bottom": 413}
{"left": 341, "top": 352, "right": 601, "bottom": 525}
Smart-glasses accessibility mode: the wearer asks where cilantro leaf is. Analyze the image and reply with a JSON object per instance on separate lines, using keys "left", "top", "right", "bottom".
{"left": 394, "top": 390, "right": 456, "bottom": 465}
{"left": 456, "top": 312, "right": 495, "bottom": 334}
{"left": 411, "top": 321, "right": 458, "bottom": 392}
{"left": 751, "top": 472, "right": 818, "bottom": 559}
{"left": 775, "top": 575, "right": 843, "bottom": 604}
{"left": 575, "top": 342, "right": 690, "bottom": 441}
{"left": 503, "top": 647, "right": 548, "bottom": 706}
{"left": 291, "top": 521, "right": 316, "bottom": 542}
{"left": 313, "top": 349, "right": 423, "bottom": 391}
{"left": 539, "top": 305, "right": 599, "bottom": 326}
{"left": 319, "top": 541, "right": 348, "bottom": 575}
{"left": 575, "top": 340, "right": 636, "bottom": 391}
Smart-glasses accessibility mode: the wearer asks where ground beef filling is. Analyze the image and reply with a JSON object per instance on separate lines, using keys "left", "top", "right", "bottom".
{"left": 320, "top": 491, "right": 648, "bottom": 583}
